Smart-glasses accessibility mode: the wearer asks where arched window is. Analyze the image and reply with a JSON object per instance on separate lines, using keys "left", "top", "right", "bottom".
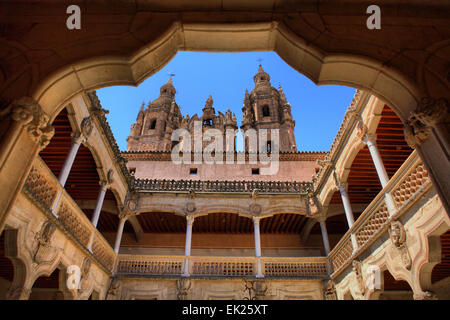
{"left": 149, "top": 119, "right": 157, "bottom": 130}
{"left": 262, "top": 105, "right": 270, "bottom": 117}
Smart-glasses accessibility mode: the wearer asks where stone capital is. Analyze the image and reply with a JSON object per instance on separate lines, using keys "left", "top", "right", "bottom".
{"left": 252, "top": 216, "right": 261, "bottom": 225}
{"left": 186, "top": 214, "right": 195, "bottom": 225}
{"left": 403, "top": 97, "right": 449, "bottom": 149}
{"left": 5, "top": 97, "right": 55, "bottom": 151}
{"left": 362, "top": 133, "right": 377, "bottom": 145}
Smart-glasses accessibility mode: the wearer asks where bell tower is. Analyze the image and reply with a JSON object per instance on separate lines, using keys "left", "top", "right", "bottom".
{"left": 241, "top": 65, "right": 297, "bottom": 152}
{"left": 126, "top": 78, "right": 182, "bottom": 151}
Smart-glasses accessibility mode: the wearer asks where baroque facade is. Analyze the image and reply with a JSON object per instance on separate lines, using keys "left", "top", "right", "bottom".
{"left": 0, "top": 0, "right": 449, "bottom": 301}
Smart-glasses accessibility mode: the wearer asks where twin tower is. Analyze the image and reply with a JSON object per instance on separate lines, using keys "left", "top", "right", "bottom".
{"left": 126, "top": 66, "right": 297, "bottom": 153}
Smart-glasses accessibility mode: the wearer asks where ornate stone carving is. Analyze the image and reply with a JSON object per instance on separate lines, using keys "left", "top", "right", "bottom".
{"left": 80, "top": 116, "right": 93, "bottom": 139}
{"left": 414, "top": 97, "right": 449, "bottom": 126}
{"left": 79, "top": 257, "right": 92, "bottom": 292}
{"left": 107, "top": 279, "right": 122, "bottom": 300}
{"left": 388, "top": 220, "right": 412, "bottom": 270}
{"left": 3, "top": 97, "right": 55, "bottom": 151}
{"left": 176, "top": 277, "right": 192, "bottom": 300}
{"left": 249, "top": 203, "right": 262, "bottom": 215}
{"left": 352, "top": 260, "right": 365, "bottom": 295}
{"left": 184, "top": 202, "right": 196, "bottom": 214}
{"left": 106, "top": 168, "right": 114, "bottom": 185}
{"left": 355, "top": 118, "right": 368, "bottom": 141}
{"left": 305, "top": 192, "right": 322, "bottom": 216}
{"left": 123, "top": 192, "right": 139, "bottom": 215}
{"left": 403, "top": 97, "right": 449, "bottom": 148}
{"left": 33, "top": 220, "right": 57, "bottom": 265}
{"left": 323, "top": 280, "right": 337, "bottom": 300}
{"left": 243, "top": 279, "right": 268, "bottom": 300}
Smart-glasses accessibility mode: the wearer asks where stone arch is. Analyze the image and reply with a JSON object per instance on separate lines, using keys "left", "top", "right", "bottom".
{"left": 1, "top": 228, "right": 30, "bottom": 299}
{"left": 33, "top": 22, "right": 422, "bottom": 125}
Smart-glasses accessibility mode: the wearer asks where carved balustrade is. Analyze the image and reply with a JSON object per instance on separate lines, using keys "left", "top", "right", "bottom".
{"left": 115, "top": 255, "right": 329, "bottom": 278}
{"left": 23, "top": 156, "right": 117, "bottom": 271}
{"left": 262, "top": 257, "right": 328, "bottom": 277}
{"left": 328, "top": 150, "right": 432, "bottom": 277}
{"left": 134, "top": 178, "right": 312, "bottom": 194}
{"left": 116, "top": 255, "right": 185, "bottom": 275}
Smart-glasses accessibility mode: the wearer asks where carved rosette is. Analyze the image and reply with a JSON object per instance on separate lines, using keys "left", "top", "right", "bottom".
{"left": 121, "top": 192, "right": 139, "bottom": 218}
{"left": 249, "top": 203, "right": 262, "bottom": 216}
{"left": 184, "top": 202, "right": 196, "bottom": 214}
{"left": 6, "top": 97, "right": 55, "bottom": 151}
{"left": 388, "top": 221, "right": 412, "bottom": 270}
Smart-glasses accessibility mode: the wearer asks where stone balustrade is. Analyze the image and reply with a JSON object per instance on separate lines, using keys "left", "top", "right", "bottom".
{"left": 115, "top": 255, "right": 329, "bottom": 278}
{"left": 23, "top": 156, "right": 116, "bottom": 271}
{"left": 134, "top": 178, "right": 313, "bottom": 194}
{"left": 328, "top": 150, "right": 432, "bottom": 277}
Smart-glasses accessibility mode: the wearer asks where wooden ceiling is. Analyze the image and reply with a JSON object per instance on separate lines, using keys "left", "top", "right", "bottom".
{"left": 83, "top": 208, "right": 134, "bottom": 234}
{"left": 39, "top": 108, "right": 115, "bottom": 202}
{"left": 136, "top": 212, "right": 308, "bottom": 234}
{"left": 310, "top": 212, "right": 363, "bottom": 235}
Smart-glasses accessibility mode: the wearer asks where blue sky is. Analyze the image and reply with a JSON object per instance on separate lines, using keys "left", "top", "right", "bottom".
{"left": 97, "top": 51, "right": 356, "bottom": 152}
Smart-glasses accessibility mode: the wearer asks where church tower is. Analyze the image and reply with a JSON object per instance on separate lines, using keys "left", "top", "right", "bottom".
{"left": 241, "top": 65, "right": 297, "bottom": 152}
{"left": 126, "top": 78, "right": 182, "bottom": 151}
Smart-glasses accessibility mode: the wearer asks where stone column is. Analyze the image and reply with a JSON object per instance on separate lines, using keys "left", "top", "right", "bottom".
{"left": 182, "top": 215, "right": 195, "bottom": 277}
{"left": 363, "top": 133, "right": 397, "bottom": 215}
{"left": 318, "top": 218, "right": 331, "bottom": 256}
{"left": 253, "top": 216, "right": 264, "bottom": 278}
{"left": 87, "top": 181, "right": 109, "bottom": 251}
{"left": 91, "top": 181, "right": 108, "bottom": 227}
{"left": 114, "top": 217, "right": 127, "bottom": 254}
{"left": 363, "top": 134, "right": 389, "bottom": 187}
{"left": 0, "top": 98, "right": 54, "bottom": 233}
{"left": 336, "top": 182, "right": 355, "bottom": 228}
{"left": 58, "top": 133, "right": 83, "bottom": 187}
